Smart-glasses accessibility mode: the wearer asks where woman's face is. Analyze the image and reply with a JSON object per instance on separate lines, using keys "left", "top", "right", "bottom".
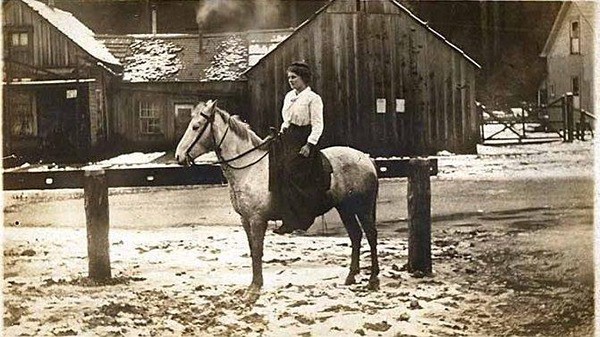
{"left": 287, "top": 71, "right": 306, "bottom": 91}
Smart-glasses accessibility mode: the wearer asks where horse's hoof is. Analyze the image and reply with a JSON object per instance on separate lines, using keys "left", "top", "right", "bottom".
{"left": 367, "top": 277, "right": 380, "bottom": 291}
{"left": 344, "top": 275, "right": 356, "bottom": 286}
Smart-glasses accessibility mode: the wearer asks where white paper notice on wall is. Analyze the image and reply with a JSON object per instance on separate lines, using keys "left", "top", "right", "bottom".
{"left": 396, "top": 99, "right": 405, "bottom": 113}
{"left": 66, "top": 89, "right": 77, "bottom": 99}
{"left": 376, "top": 98, "right": 386, "bottom": 113}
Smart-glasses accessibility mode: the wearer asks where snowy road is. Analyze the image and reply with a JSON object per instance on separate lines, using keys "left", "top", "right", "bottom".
{"left": 3, "top": 139, "right": 595, "bottom": 336}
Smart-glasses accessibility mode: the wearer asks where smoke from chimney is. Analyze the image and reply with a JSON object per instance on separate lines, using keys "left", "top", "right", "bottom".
{"left": 196, "top": 0, "right": 283, "bottom": 31}
{"left": 196, "top": 0, "right": 241, "bottom": 29}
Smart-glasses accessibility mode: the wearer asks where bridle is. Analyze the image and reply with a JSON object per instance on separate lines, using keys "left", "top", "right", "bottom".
{"left": 184, "top": 106, "right": 273, "bottom": 170}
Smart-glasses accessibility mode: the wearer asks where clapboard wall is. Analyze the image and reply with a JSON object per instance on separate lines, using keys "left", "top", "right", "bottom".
{"left": 245, "top": 0, "right": 480, "bottom": 156}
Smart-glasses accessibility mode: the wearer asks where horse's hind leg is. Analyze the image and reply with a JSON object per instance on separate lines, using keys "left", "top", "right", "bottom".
{"left": 337, "top": 205, "right": 362, "bottom": 285}
{"left": 357, "top": 196, "right": 379, "bottom": 291}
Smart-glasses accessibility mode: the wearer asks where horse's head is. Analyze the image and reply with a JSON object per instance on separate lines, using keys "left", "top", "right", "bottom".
{"left": 175, "top": 99, "right": 218, "bottom": 166}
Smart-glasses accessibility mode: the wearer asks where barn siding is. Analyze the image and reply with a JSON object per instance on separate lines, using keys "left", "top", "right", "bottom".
{"left": 248, "top": 1, "right": 478, "bottom": 155}
{"left": 3, "top": 0, "right": 126, "bottom": 161}
{"left": 246, "top": 0, "right": 479, "bottom": 156}
{"left": 4, "top": 1, "right": 82, "bottom": 70}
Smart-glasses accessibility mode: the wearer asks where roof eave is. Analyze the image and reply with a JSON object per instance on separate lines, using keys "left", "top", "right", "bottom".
{"left": 19, "top": 0, "right": 122, "bottom": 68}
{"left": 540, "top": 2, "right": 571, "bottom": 58}
{"left": 388, "top": 0, "right": 481, "bottom": 69}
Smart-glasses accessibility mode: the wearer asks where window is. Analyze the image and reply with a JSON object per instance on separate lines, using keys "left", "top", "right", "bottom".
{"left": 6, "top": 27, "right": 32, "bottom": 63}
{"left": 572, "top": 76, "right": 581, "bottom": 109}
{"left": 572, "top": 76, "right": 580, "bottom": 95}
{"left": 11, "top": 32, "right": 29, "bottom": 47}
{"left": 139, "top": 101, "right": 162, "bottom": 134}
{"left": 174, "top": 104, "right": 195, "bottom": 119}
{"left": 570, "top": 20, "right": 580, "bottom": 54}
{"left": 9, "top": 91, "right": 37, "bottom": 137}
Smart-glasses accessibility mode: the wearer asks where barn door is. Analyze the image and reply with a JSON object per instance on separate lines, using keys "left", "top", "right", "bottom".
{"left": 37, "top": 85, "right": 90, "bottom": 161}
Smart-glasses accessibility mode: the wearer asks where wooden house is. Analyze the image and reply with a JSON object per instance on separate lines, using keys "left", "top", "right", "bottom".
{"left": 540, "top": 2, "right": 596, "bottom": 116}
{"left": 3, "top": 0, "right": 122, "bottom": 162}
{"left": 245, "top": 0, "right": 481, "bottom": 156}
{"left": 101, "top": 29, "right": 291, "bottom": 151}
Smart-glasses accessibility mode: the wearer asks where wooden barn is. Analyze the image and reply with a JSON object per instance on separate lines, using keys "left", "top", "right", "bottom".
{"left": 245, "top": 0, "right": 481, "bottom": 156}
{"left": 101, "top": 30, "right": 291, "bottom": 151}
{"left": 2, "top": 0, "right": 122, "bottom": 162}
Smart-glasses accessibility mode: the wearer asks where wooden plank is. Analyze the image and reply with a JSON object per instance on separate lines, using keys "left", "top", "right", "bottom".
{"left": 330, "top": 13, "right": 345, "bottom": 145}
{"left": 385, "top": 15, "right": 399, "bottom": 149}
{"left": 352, "top": 12, "right": 363, "bottom": 149}
{"left": 3, "top": 159, "right": 438, "bottom": 191}
{"left": 365, "top": 16, "right": 376, "bottom": 153}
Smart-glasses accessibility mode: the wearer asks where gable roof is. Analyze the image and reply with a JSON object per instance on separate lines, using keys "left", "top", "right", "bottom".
{"left": 19, "top": 0, "right": 120, "bottom": 66}
{"left": 245, "top": 0, "right": 481, "bottom": 75}
{"left": 100, "top": 29, "right": 292, "bottom": 83}
{"left": 388, "top": 0, "right": 481, "bottom": 68}
{"left": 540, "top": 2, "right": 596, "bottom": 57}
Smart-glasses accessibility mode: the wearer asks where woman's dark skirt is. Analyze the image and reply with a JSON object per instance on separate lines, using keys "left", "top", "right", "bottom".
{"left": 269, "top": 124, "right": 330, "bottom": 230}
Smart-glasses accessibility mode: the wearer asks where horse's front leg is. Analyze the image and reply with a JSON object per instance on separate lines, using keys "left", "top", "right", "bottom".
{"left": 242, "top": 217, "right": 267, "bottom": 302}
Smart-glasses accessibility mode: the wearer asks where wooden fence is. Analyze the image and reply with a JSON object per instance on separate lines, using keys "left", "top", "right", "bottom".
{"left": 4, "top": 158, "right": 438, "bottom": 278}
{"left": 480, "top": 93, "right": 595, "bottom": 145}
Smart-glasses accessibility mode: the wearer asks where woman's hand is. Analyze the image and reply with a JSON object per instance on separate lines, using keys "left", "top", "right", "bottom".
{"left": 299, "top": 143, "right": 313, "bottom": 157}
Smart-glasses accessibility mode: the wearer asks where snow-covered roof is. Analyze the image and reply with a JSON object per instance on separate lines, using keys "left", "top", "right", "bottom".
{"left": 20, "top": 0, "right": 120, "bottom": 66}
{"left": 100, "top": 29, "right": 291, "bottom": 83}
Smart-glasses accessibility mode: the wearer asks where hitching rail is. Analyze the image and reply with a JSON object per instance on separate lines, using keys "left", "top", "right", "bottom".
{"left": 3, "top": 158, "right": 437, "bottom": 279}
{"left": 2, "top": 158, "right": 438, "bottom": 191}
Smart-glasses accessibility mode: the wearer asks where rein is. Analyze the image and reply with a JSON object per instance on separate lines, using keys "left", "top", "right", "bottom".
{"left": 184, "top": 110, "right": 273, "bottom": 170}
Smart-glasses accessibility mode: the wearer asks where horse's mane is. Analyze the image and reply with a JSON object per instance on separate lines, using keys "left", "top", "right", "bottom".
{"left": 216, "top": 107, "right": 264, "bottom": 147}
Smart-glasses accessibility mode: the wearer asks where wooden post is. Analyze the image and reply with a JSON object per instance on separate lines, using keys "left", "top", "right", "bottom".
{"left": 565, "top": 93, "right": 574, "bottom": 143}
{"left": 561, "top": 96, "right": 567, "bottom": 141}
{"left": 521, "top": 104, "right": 527, "bottom": 139}
{"left": 84, "top": 168, "right": 111, "bottom": 280}
{"left": 407, "top": 158, "right": 432, "bottom": 275}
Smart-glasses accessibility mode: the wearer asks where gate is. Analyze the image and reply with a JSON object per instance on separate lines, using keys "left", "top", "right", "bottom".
{"left": 478, "top": 93, "right": 593, "bottom": 145}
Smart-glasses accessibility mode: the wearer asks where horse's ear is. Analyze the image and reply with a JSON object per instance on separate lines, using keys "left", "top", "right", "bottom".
{"left": 207, "top": 99, "right": 218, "bottom": 113}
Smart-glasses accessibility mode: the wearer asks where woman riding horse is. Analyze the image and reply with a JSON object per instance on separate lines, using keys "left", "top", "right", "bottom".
{"left": 271, "top": 61, "right": 331, "bottom": 234}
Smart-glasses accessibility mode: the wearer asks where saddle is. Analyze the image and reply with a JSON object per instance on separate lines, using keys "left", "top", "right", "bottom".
{"left": 268, "top": 145, "right": 332, "bottom": 192}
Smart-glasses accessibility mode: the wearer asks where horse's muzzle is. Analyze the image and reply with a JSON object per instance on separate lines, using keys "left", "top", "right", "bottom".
{"left": 175, "top": 153, "right": 190, "bottom": 167}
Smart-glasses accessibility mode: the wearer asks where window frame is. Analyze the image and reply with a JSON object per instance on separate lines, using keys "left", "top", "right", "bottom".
{"left": 571, "top": 76, "right": 580, "bottom": 95}
{"left": 570, "top": 20, "right": 581, "bottom": 55}
{"left": 174, "top": 103, "right": 195, "bottom": 119}
{"left": 138, "top": 100, "right": 163, "bottom": 135}
{"left": 5, "top": 26, "right": 33, "bottom": 63}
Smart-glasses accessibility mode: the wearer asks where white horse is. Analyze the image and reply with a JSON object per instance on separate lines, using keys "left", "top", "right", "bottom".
{"left": 175, "top": 100, "right": 380, "bottom": 300}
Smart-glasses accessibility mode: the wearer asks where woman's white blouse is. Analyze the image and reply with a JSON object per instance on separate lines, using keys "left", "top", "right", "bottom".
{"left": 280, "top": 87, "right": 324, "bottom": 145}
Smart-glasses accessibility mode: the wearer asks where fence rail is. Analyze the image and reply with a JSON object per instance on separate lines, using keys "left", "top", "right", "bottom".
{"left": 3, "top": 158, "right": 438, "bottom": 191}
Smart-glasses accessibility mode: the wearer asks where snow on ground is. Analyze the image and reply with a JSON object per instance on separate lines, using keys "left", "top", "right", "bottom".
{"left": 435, "top": 140, "right": 593, "bottom": 180}
{"left": 3, "top": 225, "right": 483, "bottom": 337}
{"left": 4, "top": 135, "right": 594, "bottom": 180}
{"left": 95, "top": 152, "right": 166, "bottom": 166}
